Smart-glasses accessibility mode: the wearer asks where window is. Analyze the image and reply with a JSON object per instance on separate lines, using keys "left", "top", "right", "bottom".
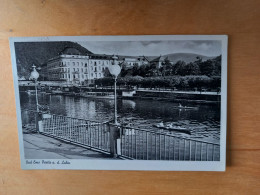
{"left": 85, "top": 63, "right": 88, "bottom": 67}
{"left": 82, "top": 75, "right": 84, "bottom": 78}
{"left": 95, "top": 67, "right": 97, "bottom": 72}
{"left": 99, "top": 73, "right": 101, "bottom": 77}
{"left": 99, "top": 66, "right": 101, "bottom": 70}
{"left": 94, "top": 62, "right": 97, "bottom": 66}
{"left": 73, "top": 62, "right": 75, "bottom": 65}
{"left": 91, "top": 73, "right": 93, "bottom": 77}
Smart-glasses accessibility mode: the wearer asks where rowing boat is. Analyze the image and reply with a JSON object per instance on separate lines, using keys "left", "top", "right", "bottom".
{"left": 153, "top": 124, "right": 191, "bottom": 134}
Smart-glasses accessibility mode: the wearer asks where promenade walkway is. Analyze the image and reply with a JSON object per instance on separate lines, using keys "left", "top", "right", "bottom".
{"left": 23, "top": 133, "right": 114, "bottom": 159}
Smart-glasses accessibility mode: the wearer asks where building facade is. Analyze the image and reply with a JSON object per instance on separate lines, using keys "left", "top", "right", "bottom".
{"left": 44, "top": 48, "right": 111, "bottom": 85}
{"left": 42, "top": 47, "right": 167, "bottom": 85}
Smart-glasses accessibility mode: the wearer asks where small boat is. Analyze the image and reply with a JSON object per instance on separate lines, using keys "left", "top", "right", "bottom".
{"left": 81, "top": 92, "right": 115, "bottom": 99}
{"left": 173, "top": 104, "right": 198, "bottom": 110}
{"left": 153, "top": 122, "right": 191, "bottom": 134}
{"left": 51, "top": 90, "right": 63, "bottom": 94}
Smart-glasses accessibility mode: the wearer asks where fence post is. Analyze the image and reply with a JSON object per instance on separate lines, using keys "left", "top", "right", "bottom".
{"left": 109, "top": 124, "right": 120, "bottom": 158}
{"left": 36, "top": 112, "right": 43, "bottom": 133}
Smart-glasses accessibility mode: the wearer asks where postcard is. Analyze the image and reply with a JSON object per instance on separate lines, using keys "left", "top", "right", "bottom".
{"left": 10, "top": 35, "right": 227, "bottom": 171}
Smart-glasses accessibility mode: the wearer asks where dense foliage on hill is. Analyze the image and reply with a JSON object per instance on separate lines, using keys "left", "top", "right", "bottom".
{"left": 15, "top": 41, "right": 92, "bottom": 78}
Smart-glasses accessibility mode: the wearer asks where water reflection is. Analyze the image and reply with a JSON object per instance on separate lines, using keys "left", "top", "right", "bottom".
{"left": 20, "top": 92, "right": 220, "bottom": 144}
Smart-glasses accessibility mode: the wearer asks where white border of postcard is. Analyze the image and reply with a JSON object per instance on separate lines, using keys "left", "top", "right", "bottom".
{"left": 10, "top": 35, "right": 227, "bottom": 171}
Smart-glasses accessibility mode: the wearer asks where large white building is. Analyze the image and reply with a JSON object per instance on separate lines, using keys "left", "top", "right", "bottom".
{"left": 43, "top": 48, "right": 111, "bottom": 85}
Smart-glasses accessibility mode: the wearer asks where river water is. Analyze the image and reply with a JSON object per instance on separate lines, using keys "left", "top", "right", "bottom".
{"left": 20, "top": 92, "right": 220, "bottom": 144}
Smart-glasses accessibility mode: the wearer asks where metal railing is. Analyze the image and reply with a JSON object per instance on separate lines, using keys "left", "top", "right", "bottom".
{"left": 113, "top": 125, "right": 220, "bottom": 161}
{"left": 21, "top": 109, "right": 111, "bottom": 154}
{"left": 21, "top": 109, "right": 220, "bottom": 161}
{"left": 41, "top": 113, "right": 111, "bottom": 154}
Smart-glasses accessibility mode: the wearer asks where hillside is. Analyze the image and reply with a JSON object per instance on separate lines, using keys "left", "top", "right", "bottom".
{"left": 15, "top": 41, "right": 93, "bottom": 77}
{"left": 162, "top": 53, "right": 216, "bottom": 64}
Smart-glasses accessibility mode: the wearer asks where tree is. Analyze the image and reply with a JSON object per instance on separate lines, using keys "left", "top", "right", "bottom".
{"left": 138, "top": 64, "right": 147, "bottom": 77}
{"left": 172, "top": 60, "right": 186, "bottom": 75}
{"left": 103, "top": 67, "right": 112, "bottom": 77}
{"left": 132, "top": 63, "right": 139, "bottom": 76}
{"left": 184, "top": 62, "right": 200, "bottom": 75}
{"left": 160, "top": 58, "right": 172, "bottom": 76}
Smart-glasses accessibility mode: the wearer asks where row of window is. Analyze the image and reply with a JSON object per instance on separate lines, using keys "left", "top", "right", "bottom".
{"left": 59, "top": 60, "right": 110, "bottom": 67}
{"left": 60, "top": 73, "right": 103, "bottom": 79}
{"left": 60, "top": 66, "right": 105, "bottom": 73}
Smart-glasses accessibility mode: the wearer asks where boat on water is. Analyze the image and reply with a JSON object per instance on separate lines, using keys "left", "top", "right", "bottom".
{"left": 80, "top": 92, "right": 115, "bottom": 99}
{"left": 153, "top": 122, "right": 191, "bottom": 134}
{"left": 173, "top": 103, "right": 198, "bottom": 110}
{"left": 25, "top": 90, "right": 36, "bottom": 95}
{"left": 51, "top": 89, "right": 63, "bottom": 95}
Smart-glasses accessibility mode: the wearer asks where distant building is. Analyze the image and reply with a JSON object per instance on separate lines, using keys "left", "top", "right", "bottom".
{"left": 119, "top": 56, "right": 149, "bottom": 68}
{"left": 149, "top": 55, "right": 164, "bottom": 68}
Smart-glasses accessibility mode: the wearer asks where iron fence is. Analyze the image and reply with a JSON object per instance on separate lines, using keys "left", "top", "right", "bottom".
{"left": 41, "top": 113, "right": 111, "bottom": 154}
{"left": 21, "top": 109, "right": 220, "bottom": 161}
{"left": 115, "top": 125, "right": 220, "bottom": 161}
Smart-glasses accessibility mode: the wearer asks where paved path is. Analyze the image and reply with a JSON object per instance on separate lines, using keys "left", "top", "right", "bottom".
{"left": 23, "top": 133, "right": 114, "bottom": 159}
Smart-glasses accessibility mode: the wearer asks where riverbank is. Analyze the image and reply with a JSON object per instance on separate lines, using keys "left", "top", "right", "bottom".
{"left": 128, "top": 90, "right": 221, "bottom": 103}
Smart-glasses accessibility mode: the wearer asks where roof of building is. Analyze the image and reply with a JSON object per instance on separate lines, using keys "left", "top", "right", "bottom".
{"left": 89, "top": 54, "right": 112, "bottom": 59}
{"left": 150, "top": 56, "right": 161, "bottom": 62}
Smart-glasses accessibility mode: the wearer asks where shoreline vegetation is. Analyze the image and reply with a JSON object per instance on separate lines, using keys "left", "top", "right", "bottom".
{"left": 95, "top": 55, "right": 221, "bottom": 93}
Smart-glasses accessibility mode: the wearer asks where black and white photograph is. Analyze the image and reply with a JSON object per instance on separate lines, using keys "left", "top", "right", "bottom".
{"left": 10, "top": 35, "right": 227, "bottom": 171}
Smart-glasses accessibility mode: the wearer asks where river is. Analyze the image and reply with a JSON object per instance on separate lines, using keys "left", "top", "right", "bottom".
{"left": 20, "top": 92, "right": 220, "bottom": 144}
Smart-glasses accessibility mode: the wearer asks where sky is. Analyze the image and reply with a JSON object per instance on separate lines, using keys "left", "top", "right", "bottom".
{"left": 78, "top": 40, "right": 222, "bottom": 57}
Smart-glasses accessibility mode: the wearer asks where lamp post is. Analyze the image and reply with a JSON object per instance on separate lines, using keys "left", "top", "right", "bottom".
{"left": 30, "top": 64, "right": 40, "bottom": 112}
{"left": 108, "top": 55, "right": 121, "bottom": 125}
{"left": 30, "top": 64, "right": 43, "bottom": 133}
{"left": 108, "top": 55, "right": 122, "bottom": 157}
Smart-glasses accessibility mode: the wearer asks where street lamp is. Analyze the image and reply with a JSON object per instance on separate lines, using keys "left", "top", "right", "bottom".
{"left": 108, "top": 55, "right": 121, "bottom": 125}
{"left": 30, "top": 64, "right": 40, "bottom": 112}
